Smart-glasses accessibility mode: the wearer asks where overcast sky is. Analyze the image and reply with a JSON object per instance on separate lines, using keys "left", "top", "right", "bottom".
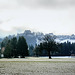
{"left": 0, "top": 0, "right": 75, "bottom": 37}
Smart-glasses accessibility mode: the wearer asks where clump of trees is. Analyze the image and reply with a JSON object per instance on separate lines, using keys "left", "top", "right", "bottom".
{"left": 34, "top": 40, "right": 75, "bottom": 58}
{"left": 1, "top": 35, "right": 75, "bottom": 58}
{"left": 59, "top": 41, "right": 75, "bottom": 56}
{"left": 1, "top": 36, "right": 29, "bottom": 58}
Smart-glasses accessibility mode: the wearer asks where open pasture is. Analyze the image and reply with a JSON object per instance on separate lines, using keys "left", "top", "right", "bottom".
{"left": 0, "top": 57, "right": 75, "bottom": 75}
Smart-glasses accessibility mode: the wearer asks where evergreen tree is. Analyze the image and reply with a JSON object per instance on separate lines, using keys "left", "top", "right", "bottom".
{"left": 33, "top": 46, "right": 40, "bottom": 57}
{"left": 29, "top": 45, "right": 34, "bottom": 56}
{"left": 11, "top": 37, "right": 17, "bottom": 57}
{"left": 4, "top": 40, "right": 12, "bottom": 58}
{"left": 60, "top": 42, "right": 72, "bottom": 56}
{"left": 17, "top": 36, "right": 29, "bottom": 58}
{"left": 1, "top": 37, "right": 9, "bottom": 47}
{"left": 1, "top": 42, "right": 5, "bottom": 48}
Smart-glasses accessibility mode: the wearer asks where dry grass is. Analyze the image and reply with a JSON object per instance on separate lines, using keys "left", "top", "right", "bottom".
{"left": 0, "top": 57, "right": 75, "bottom": 75}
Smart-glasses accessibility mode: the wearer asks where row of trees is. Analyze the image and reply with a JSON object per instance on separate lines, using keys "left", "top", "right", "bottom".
{"left": 1, "top": 35, "right": 59, "bottom": 59}
{"left": 60, "top": 42, "right": 75, "bottom": 56}
{"left": 1, "top": 36, "right": 29, "bottom": 58}
{"left": 1, "top": 35, "right": 75, "bottom": 59}
{"left": 33, "top": 42, "right": 75, "bottom": 57}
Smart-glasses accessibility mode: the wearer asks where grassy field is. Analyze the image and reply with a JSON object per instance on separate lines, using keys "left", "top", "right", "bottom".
{"left": 0, "top": 57, "right": 75, "bottom": 75}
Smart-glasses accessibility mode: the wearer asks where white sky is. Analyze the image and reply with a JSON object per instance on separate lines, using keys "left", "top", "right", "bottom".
{"left": 0, "top": 0, "right": 75, "bottom": 37}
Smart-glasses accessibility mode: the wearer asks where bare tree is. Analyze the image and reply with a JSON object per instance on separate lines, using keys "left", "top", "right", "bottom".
{"left": 43, "top": 34, "right": 57, "bottom": 59}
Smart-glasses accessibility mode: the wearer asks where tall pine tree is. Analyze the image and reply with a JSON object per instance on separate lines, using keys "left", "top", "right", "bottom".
{"left": 17, "top": 36, "right": 29, "bottom": 58}
{"left": 11, "top": 37, "right": 17, "bottom": 58}
{"left": 4, "top": 40, "right": 12, "bottom": 58}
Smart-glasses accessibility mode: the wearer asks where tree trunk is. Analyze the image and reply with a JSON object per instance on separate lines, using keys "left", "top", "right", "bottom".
{"left": 48, "top": 51, "right": 51, "bottom": 59}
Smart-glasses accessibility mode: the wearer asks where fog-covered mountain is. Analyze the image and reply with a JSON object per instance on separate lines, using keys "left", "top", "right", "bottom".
{"left": 3, "top": 30, "right": 75, "bottom": 47}
{"left": 56, "top": 34, "right": 75, "bottom": 43}
{"left": 17, "top": 30, "right": 44, "bottom": 47}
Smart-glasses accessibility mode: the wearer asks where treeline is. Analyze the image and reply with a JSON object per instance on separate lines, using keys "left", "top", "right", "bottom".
{"left": 59, "top": 42, "right": 75, "bottom": 56}
{"left": 0, "top": 35, "right": 75, "bottom": 58}
{"left": 34, "top": 41, "right": 75, "bottom": 56}
{"left": 1, "top": 36, "right": 29, "bottom": 58}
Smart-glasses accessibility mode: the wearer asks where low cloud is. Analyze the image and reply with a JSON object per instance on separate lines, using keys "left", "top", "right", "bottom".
{"left": 0, "top": 21, "right": 3, "bottom": 24}
{"left": 16, "top": 0, "right": 75, "bottom": 9}
{"left": 0, "top": 0, "right": 75, "bottom": 10}
{"left": 0, "top": 0, "right": 75, "bottom": 37}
